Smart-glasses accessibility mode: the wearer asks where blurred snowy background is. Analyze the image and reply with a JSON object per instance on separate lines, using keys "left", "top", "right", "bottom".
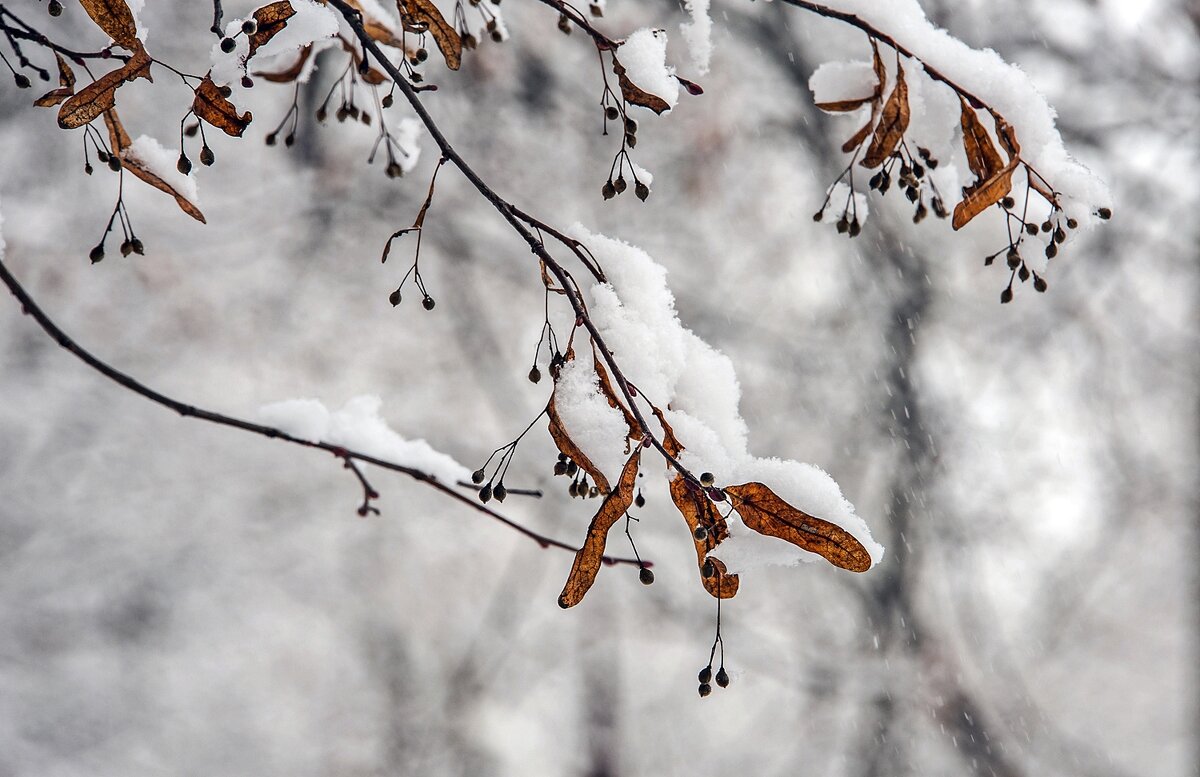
{"left": 0, "top": 0, "right": 1196, "bottom": 775}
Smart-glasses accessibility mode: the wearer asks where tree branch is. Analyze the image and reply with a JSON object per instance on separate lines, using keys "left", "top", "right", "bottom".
{"left": 0, "top": 254, "right": 645, "bottom": 569}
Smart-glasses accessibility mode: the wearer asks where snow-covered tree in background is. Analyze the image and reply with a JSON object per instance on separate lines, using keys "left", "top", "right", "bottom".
{"left": 0, "top": 1, "right": 1192, "bottom": 775}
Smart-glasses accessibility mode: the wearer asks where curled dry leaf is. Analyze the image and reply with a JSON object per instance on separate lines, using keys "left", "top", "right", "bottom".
{"left": 669, "top": 477, "right": 739, "bottom": 599}
{"left": 725, "top": 482, "right": 872, "bottom": 573}
{"left": 612, "top": 59, "right": 671, "bottom": 115}
{"left": 253, "top": 45, "right": 313, "bottom": 83}
{"left": 57, "top": 44, "right": 152, "bottom": 130}
{"left": 953, "top": 101, "right": 1023, "bottom": 229}
{"left": 840, "top": 41, "right": 886, "bottom": 154}
{"left": 546, "top": 350, "right": 612, "bottom": 495}
{"left": 860, "top": 62, "right": 909, "bottom": 168}
{"left": 558, "top": 449, "right": 641, "bottom": 608}
{"left": 193, "top": 76, "right": 253, "bottom": 137}
{"left": 651, "top": 405, "right": 681, "bottom": 458}
{"left": 103, "top": 109, "right": 206, "bottom": 223}
{"left": 249, "top": 1, "right": 298, "bottom": 58}
{"left": 34, "top": 88, "right": 74, "bottom": 108}
{"left": 951, "top": 159, "right": 1017, "bottom": 230}
{"left": 396, "top": 0, "right": 462, "bottom": 70}
{"left": 55, "top": 54, "right": 76, "bottom": 90}
{"left": 79, "top": 0, "right": 140, "bottom": 50}
{"left": 959, "top": 97, "right": 1005, "bottom": 187}
{"left": 592, "top": 352, "right": 641, "bottom": 442}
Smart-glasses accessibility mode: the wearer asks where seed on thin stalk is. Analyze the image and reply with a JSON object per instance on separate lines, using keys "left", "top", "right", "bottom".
{"left": 698, "top": 666, "right": 712, "bottom": 684}
{"left": 715, "top": 668, "right": 729, "bottom": 688}
{"left": 693, "top": 526, "right": 708, "bottom": 541}
{"left": 605, "top": 105, "right": 620, "bottom": 121}
{"left": 528, "top": 365, "right": 541, "bottom": 384}
{"left": 639, "top": 567, "right": 654, "bottom": 585}
{"left": 478, "top": 484, "right": 493, "bottom": 503}
{"left": 493, "top": 483, "right": 508, "bottom": 502}
{"left": 177, "top": 154, "right": 192, "bottom": 174}
{"left": 698, "top": 683, "right": 712, "bottom": 698}
{"left": 422, "top": 295, "right": 436, "bottom": 310}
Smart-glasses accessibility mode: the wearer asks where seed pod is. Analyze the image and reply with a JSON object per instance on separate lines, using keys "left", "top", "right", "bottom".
{"left": 1006, "top": 248, "right": 1020, "bottom": 269}
{"left": 218, "top": 85, "right": 233, "bottom": 98}
{"left": 715, "top": 668, "right": 729, "bottom": 688}
{"left": 528, "top": 365, "right": 541, "bottom": 384}
{"left": 1054, "top": 226, "right": 1066, "bottom": 244}
{"left": 177, "top": 154, "right": 192, "bottom": 174}
{"left": 284, "top": 132, "right": 296, "bottom": 147}
{"left": 1033, "top": 275, "right": 1048, "bottom": 293}
{"left": 316, "top": 106, "right": 328, "bottom": 122}
{"left": 634, "top": 492, "right": 645, "bottom": 508}
{"left": 422, "top": 296, "right": 436, "bottom": 310}
{"left": 693, "top": 526, "right": 708, "bottom": 542}
{"left": 568, "top": 480, "right": 579, "bottom": 498}
{"left": 553, "top": 460, "right": 567, "bottom": 476}
{"left": 849, "top": 218, "right": 861, "bottom": 237}
{"left": 184, "top": 123, "right": 199, "bottom": 137}
{"left": 698, "top": 683, "right": 712, "bottom": 698}
{"left": 265, "top": 132, "right": 277, "bottom": 146}
{"left": 836, "top": 217, "right": 849, "bottom": 234}
{"left": 905, "top": 186, "right": 919, "bottom": 203}
{"left": 605, "top": 105, "right": 620, "bottom": 121}
{"left": 625, "top": 132, "right": 637, "bottom": 149}
{"left": 812, "top": 211, "right": 823, "bottom": 222}
{"left": 48, "top": 0, "right": 63, "bottom": 16}
{"left": 634, "top": 181, "right": 649, "bottom": 201}
{"left": 1045, "top": 241, "right": 1057, "bottom": 259}
{"left": 1066, "top": 217, "right": 1079, "bottom": 229}
{"left": 1018, "top": 265, "right": 1030, "bottom": 282}
{"left": 242, "top": 19, "right": 257, "bottom": 34}
{"left": 471, "top": 469, "right": 485, "bottom": 484}
{"left": 1000, "top": 286, "right": 1013, "bottom": 304}
{"left": 868, "top": 171, "right": 882, "bottom": 190}
{"left": 701, "top": 559, "right": 715, "bottom": 578}
{"left": 89, "top": 244, "right": 105, "bottom": 263}
{"left": 107, "top": 155, "right": 121, "bottom": 172}
{"left": 130, "top": 237, "right": 144, "bottom": 255}
{"left": 700, "top": 472, "right": 715, "bottom": 486}
{"left": 614, "top": 176, "right": 627, "bottom": 194}
{"left": 415, "top": 48, "right": 429, "bottom": 62}
{"left": 389, "top": 288, "right": 402, "bottom": 306}
{"left": 120, "top": 239, "right": 133, "bottom": 257}
{"left": 1001, "top": 196, "right": 1015, "bottom": 210}
{"left": 707, "top": 488, "right": 725, "bottom": 502}
{"left": 200, "top": 145, "right": 215, "bottom": 166}
{"left": 490, "top": 29, "right": 503, "bottom": 43}
{"left": 624, "top": 117, "right": 638, "bottom": 135}
{"left": 1025, "top": 223, "right": 1038, "bottom": 236}
{"left": 913, "top": 202, "right": 927, "bottom": 224}
{"left": 493, "top": 483, "right": 507, "bottom": 502}
{"left": 698, "top": 666, "right": 712, "bottom": 684}
{"left": 1041, "top": 220, "right": 1053, "bottom": 233}
{"left": 639, "top": 567, "right": 654, "bottom": 585}
{"left": 912, "top": 163, "right": 924, "bottom": 179}
{"left": 558, "top": 14, "right": 572, "bottom": 34}
{"left": 382, "top": 94, "right": 394, "bottom": 109}
{"left": 84, "top": 162, "right": 93, "bottom": 175}
{"left": 1097, "top": 207, "right": 1111, "bottom": 220}
{"left": 220, "top": 37, "right": 236, "bottom": 53}
{"left": 602, "top": 181, "right": 616, "bottom": 200}
{"left": 479, "top": 484, "right": 493, "bottom": 503}
{"left": 589, "top": 487, "right": 599, "bottom": 498}
{"left": 566, "top": 461, "right": 578, "bottom": 477}
{"left": 386, "top": 162, "right": 403, "bottom": 179}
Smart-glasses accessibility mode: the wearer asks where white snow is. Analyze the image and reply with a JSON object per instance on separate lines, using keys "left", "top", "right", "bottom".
{"left": 211, "top": 0, "right": 340, "bottom": 86}
{"left": 809, "top": 59, "right": 876, "bottom": 105}
{"left": 125, "top": 135, "right": 199, "bottom": 205}
{"left": 394, "top": 118, "right": 423, "bottom": 174}
{"left": 629, "top": 161, "right": 653, "bottom": 188}
{"left": 127, "top": 0, "right": 147, "bottom": 42}
{"left": 560, "top": 226, "right": 884, "bottom": 571}
{"left": 820, "top": 182, "right": 870, "bottom": 225}
{"left": 809, "top": 0, "right": 1112, "bottom": 225}
{"left": 619, "top": 28, "right": 679, "bottom": 110}
{"left": 258, "top": 396, "right": 471, "bottom": 485}
{"left": 679, "top": 0, "right": 713, "bottom": 75}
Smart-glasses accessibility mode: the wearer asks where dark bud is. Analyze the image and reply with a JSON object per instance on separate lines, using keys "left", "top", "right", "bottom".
{"left": 409, "top": 72, "right": 423, "bottom": 83}
{"left": 812, "top": 210, "right": 823, "bottom": 222}
{"left": 878, "top": 174, "right": 891, "bottom": 195}
{"left": 478, "top": 484, "right": 493, "bottom": 503}
{"left": 613, "top": 175, "right": 627, "bottom": 194}
{"left": 1033, "top": 275, "right": 1048, "bottom": 293}
{"left": 220, "top": 37, "right": 236, "bottom": 53}
{"left": 566, "top": 461, "right": 578, "bottom": 477}
{"left": 265, "top": 132, "right": 277, "bottom": 146}
{"left": 48, "top": 0, "right": 63, "bottom": 16}
{"left": 463, "top": 33, "right": 478, "bottom": 49}
{"left": 984, "top": 252, "right": 996, "bottom": 266}
{"left": 932, "top": 197, "right": 948, "bottom": 218}
{"left": 385, "top": 162, "right": 403, "bottom": 179}
{"left": 701, "top": 559, "right": 715, "bottom": 578}
{"left": 913, "top": 202, "right": 927, "bottom": 224}
{"left": 900, "top": 163, "right": 911, "bottom": 180}
{"left": 130, "top": 237, "right": 144, "bottom": 255}
{"left": 84, "top": 162, "right": 93, "bottom": 175}
{"left": 698, "top": 683, "right": 712, "bottom": 698}
{"left": 1018, "top": 265, "right": 1030, "bottom": 282}
{"left": 415, "top": 48, "right": 429, "bottom": 62}
{"left": 715, "top": 668, "right": 729, "bottom": 688}
{"left": 1000, "top": 286, "right": 1013, "bottom": 304}
{"left": 184, "top": 123, "right": 199, "bottom": 137}
{"left": 14, "top": 72, "right": 31, "bottom": 89}
{"left": 107, "top": 155, "right": 121, "bottom": 172}
{"left": 634, "top": 492, "right": 645, "bottom": 508}
{"left": 528, "top": 365, "right": 541, "bottom": 384}
{"left": 553, "top": 460, "right": 567, "bottom": 476}
{"left": 199, "top": 145, "right": 215, "bottom": 166}
{"left": 381, "top": 93, "right": 394, "bottom": 109}
{"left": 336, "top": 106, "right": 349, "bottom": 123}
{"left": 218, "top": 85, "right": 233, "bottom": 98}
{"left": 558, "top": 14, "right": 572, "bottom": 34}
{"left": 605, "top": 105, "right": 620, "bottom": 121}
{"left": 590, "top": 2, "right": 602, "bottom": 16}
{"left": 1041, "top": 220, "right": 1053, "bottom": 233}
{"left": 1097, "top": 207, "right": 1111, "bottom": 220}
{"left": 927, "top": 158, "right": 938, "bottom": 169}
{"left": 388, "top": 288, "right": 402, "bottom": 306}
{"left": 490, "top": 30, "right": 503, "bottom": 43}
{"left": 707, "top": 488, "right": 725, "bottom": 502}
{"left": 241, "top": 19, "right": 257, "bottom": 34}
{"left": 1006, "top": 248, "right": 1020, "bottom": 269}
{"left": 493, "top": 483, "right": 507, "bottom": 502}
{"left": 848, "top": 218, "right": 861, "bottom": 238}
{"left": 1025, "top": 222, "right": 1038, "bottom": 236}
{"left": 589, "top": 487, "right": 599, "bottom": 499}
{"left": 120, "top": 239, "right": 133, "bottom": 257}
{"left": 1001, "top": 196, "right": 1015, "bottom": 210}
{"left": 911, "top": 163, "right": 924, "bottom": 179}
{"left": 602, "top": 180, "right": 616, "bottom": 200}
{"left": 634, "top": 181, "right": 649, "bottom": 201}
{"left": 316, "top": 106, "right": 328, "bottom": 122}
{"left": 905, "top": 185, "right": 919, "bottom": 203}
{"left": 698, "top": 666, "right": 712, "bottom": 684}
{"left": 95, "top": 149, "right": 109, "bottom": 164}
{"left": 624, "top": 117, "right": 638, "bottom": 135}
{"left": 625, "top": 132, "right": 637, "bottom": 148}
{"left": 568, "top": 480, "right": 579, "bottom": 498}
{"left": 486, "top": 18, "right": 498, "bottom": 32}
{"left": 1066, "top": 217, "right": 1079, "bottom": 229}
{"left": 284, "top": 133, "right": 295, "bottom": 147}
{"left": 700, "top": 472, "right": 714, "bottom": 486}
{"left": 868, "top": 171, "right": 882, "bottom": 190}
{"left": 639, "top": 567, "right": 654, "bottom": 585}
{"left": 558, "top": 453, "right": 568, "bottom": 463}
{"left": 89, "top": 244, "right": 105, "bottom": 263}
{"left": 836, "top": 216, "right": 849, "bottom": 234}
{"left": 422, "top": 295, "right": 436, "bottom": 310}
{"left": 1054, "top": 226, "right": 1066, "bottom": 244}
{"left": 1045, "top": 241, "right": 1058, "bottom": 259}
{"left": 693, "top": 526, "right": 708, "bottom": 542}
{"left": 241, "top": 75, "right": 253, "bottom": 89}
{"left": 471, "top": 469, "right": 485, "bottom": 484}
{"left": 177, "top": 154, "right": 192, "bottom": 174}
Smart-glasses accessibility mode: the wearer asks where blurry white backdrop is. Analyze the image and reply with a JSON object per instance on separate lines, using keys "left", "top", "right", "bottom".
{"left": 0, "top": 0, "right": 1196, "bottom": 775}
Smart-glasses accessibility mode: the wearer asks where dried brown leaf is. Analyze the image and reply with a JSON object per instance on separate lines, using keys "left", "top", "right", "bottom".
{"left": 612, "top": 58, "right": 671, "bottom": 115}
{"left": 79, "top": 0, "right": 139, "bottom": 50}
{"left": 651, "top": 405, "right": 682, "bottom": 458}
{"left": 193, "top": 75, "right": 252, "bottom": 137}
{"left": 34, "top": 87, "right": 73, "bottom": 108}
{"left": 396, "top": 0, "right": 462, "bottom": 70}
{"left": 100, "top": 109, "right": 205, "bottom": 223}
{"left": 861, "top": 63, "right": 909, "bottom": 168}
{"left": 57, "top": 45, "right": 151, "bottom": 130}
{"left": 558, "top": 449, "right": 641, "bottom": 608}
{"left": 547, "top": 351, "right": 612, "bottom": 494}
{"left": 669, "top": 476, "right": 739, "bottom": 598}
{"left": 841, "top": 120, "right": 875, "bottom": 154}
{"left": 837, "top": 41, "right": 885, "bottom": 152}
{"left": 816, "top": 96, "right": 874, "bottom": 113}
{"left": 951, "top": 158, "right": 1017, "bottom": 230}
{"left": 593, "top": 352, "right": 641, "bottom": 441}
{"left": 55, "top": 53, "right": 76, "bottom": 90}
{"left": 959, "top": 97, "right": 1005, "bottom": 186}
{"left": 248, "top": 1, "right": 297, "bottom": 58}
{"left": 725, "top": 482, "right": 872, "bottom": 573}
{"left": 253, "top": 45, "right": 313, "bottom": 82}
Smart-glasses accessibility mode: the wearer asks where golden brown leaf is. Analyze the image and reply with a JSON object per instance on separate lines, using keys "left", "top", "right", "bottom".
{"left": 838, "top": 41, "right": 885, "bottom": 153}
{"left": 841, "top": 120, "right": 875, "bottom": 154}
{"left": 79, "top": 0, "right": 139, "bottom": 50}
{"left": 57, "top": 45, "right": 152, "bottom": 130}
{"left": 101, "top": 108, "right": 131, "bottom": 152}
{"left": 816, "top": 96, "right": 874, "bottom": 113}
{"left": 951, "top": 158, "right": 1017, "bottom": 230}
{"left": 861, "top": 63, "right": 909, "bottom": 168}
{"left": 558, "top": 449, "right": 641, "bottom": 608}
{"left": 546, "top": 352, "right": 613, "bottom": 495}
{"left": 669, "top": 476, "right": 739, "bottom": 598}
{"left": 192, "top": 75, "right": 252, "bottom": 137}
{"left": 959, "top": 97, "right": 1005, "bottom": 186}
{"left": 396, "top": 0, "right": 462, "bottom": 70}
{"left": 34, "top": 87, "right": 73, "bottom": 108}
{"left": 612, "top": 59, "right": 671, "bottom": 115}
{"left": 253, "top": 45, "right": 313, "bottom": 83}
{"left": 651, "top": 405, "right": 682, "bottom": 458}
{"left": 55, "top": 53, "right": 76, "bottom": 90}
{"left": 248, "top": 1, "right": 297, "bottom": 58}
{"left": 725, "top": 482, "right": 872, "bottom": 573}
{"left": 593, "top": 353, "right": 641, "bottom": 441}
{"left": 101, "top": 109, "right": 205, "bottom": 223}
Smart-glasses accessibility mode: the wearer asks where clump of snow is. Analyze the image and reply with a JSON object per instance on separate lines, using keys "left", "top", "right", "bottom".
{"left": 258, "top": 396, "right": 471, "bottom": 485}
{"left": 808, "top": 59, "right": 877, "bottom": 105}
{"left": 629, "top": 161, "right": 653, "bottom": 188}
{"left": 679, "top": 0, "right": 713, "bottom": 75}
{"left": 810, "top": 0, "right": 1112, "bottom": 225}
{"left": 819, "top": 182, "right": 870, "bottom": 225}
{"left": 126, "top": 135, "right": 199, "bottom": 205}
{"left": 560, "top": 226, "right": 884, "bottom": 571}
{"left": 394, "top": 118, "right": 423, "bottom": 175}
{"left": 211, "top": 0, "right": 340, "bottom": 86}
{"left": 127, "top": 0, "right": 147, "bottom": 42}
{"left": 619, "top": 29, "right": 679, "bottom": 110}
